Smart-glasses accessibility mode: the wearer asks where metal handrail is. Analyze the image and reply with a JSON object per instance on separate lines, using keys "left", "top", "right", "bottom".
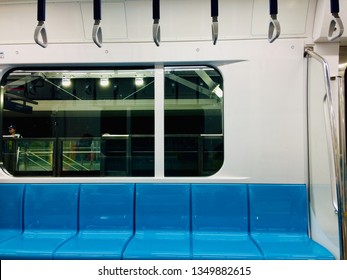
{"left": 24, "top": 152, "right": 52, "bottom": 171}
{"left": 338, "top": 77, "right": 346, "bottom": 207}
{"left": 323, "top": 95, "right": 339, "bottom": 211}
{"left": 306, "top": 49, "right": 345, "bottom": 259}
{"left": 338, "top": 72, "right": 347, "bottom": 260}
{"left": 306, "top": 49, "right": 340, "bottom": 211}
{"left": 62, "top": 154, "right": 90, "bottom": 171}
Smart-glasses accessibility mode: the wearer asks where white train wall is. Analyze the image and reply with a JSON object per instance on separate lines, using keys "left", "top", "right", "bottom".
{"left": 0, "top": 1, "right": 325, "bottom": 185}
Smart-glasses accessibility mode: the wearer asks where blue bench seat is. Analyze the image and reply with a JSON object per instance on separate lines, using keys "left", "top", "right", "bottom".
{"left": 0, "top": 184, "right": 79, "bottom": 260}
{"left": 54, "top": 184, "right": 134, "bottom": 260}
{"left": 249, "top": 184, "right": 334, "bottom": 260}
{"left": 0, "top": 183, "right": 335, "bottom": 260}
{"left": 191, "top": 184, "right": 262, "bottom": 259}
{"left": 123, "top": 184, "right": 191, "bottom": 259}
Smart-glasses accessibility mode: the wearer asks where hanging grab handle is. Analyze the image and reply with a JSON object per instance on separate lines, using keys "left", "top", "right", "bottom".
{"left": 152, "top": 0, "right": 160, "bottom": 46}
{"left": 268, "top": 0, "right": 280, "bottom": 43}
{"left": 211, "top": 0, "right": 218, "bottom": 45}
{"left": 34, "top": 0, "right": 48, "bottom": 48}
{"left": 92, "top": 0, "right": 103, "bottom": 48}
{"left": 328, "top": 0, "right": 344, "bottom": 41}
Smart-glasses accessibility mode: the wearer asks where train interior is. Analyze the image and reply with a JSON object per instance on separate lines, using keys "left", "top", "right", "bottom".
{"left": 0, "top": 0, "right": 346, "bottom": 260}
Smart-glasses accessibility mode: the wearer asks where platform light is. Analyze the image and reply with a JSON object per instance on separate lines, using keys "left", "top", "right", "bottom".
{"left": 100, "top": 78, "right": 109, "bottom": 87}
{"left": 135, "top": 77, "right": 144, "bottom": 87}
{"left": 62, "top": 78, "right": 71, "bottom": 87}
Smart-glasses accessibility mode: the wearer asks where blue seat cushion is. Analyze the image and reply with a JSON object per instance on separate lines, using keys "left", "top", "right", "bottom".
{"left": 123, "top": 231, "right": 190, "bottom": 260}
{"left": 0, "top": 230, "right": 21, "bottom": 244}
{"left": 191, "top": 184, "right": 262, "bottom": 259}
{"left": 249, "top": 184, "right": 335, "bottom": 260}
{"left": 54, "top": 232, "right": 132, "bottom": 260}
{"left": 252, "top": 234, "right": 335, "bottom": 260}
{"left": 0, "top": 231, "right": 75, "bottom": 259}
{"left": 123, "top": 184, "right": 191, "bottom": 259}
{"left": 0, "top": 184, "right": 79, "bottom": 260}
{"left": 193, "top": 233, "right": 263, "bottom": 260}
{"left": 54, "top": 184, "right": 135, "bottom": 260}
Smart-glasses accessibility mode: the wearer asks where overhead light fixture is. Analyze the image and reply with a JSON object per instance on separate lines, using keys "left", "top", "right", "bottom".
{"left": 100, "top": 78, "right": 109, "bottom": 87}
{"left": 62, "top": 78, "right": 71, "bottom": 87}
{"left": 135, "top": 77, "right": 144, "bottom": 87}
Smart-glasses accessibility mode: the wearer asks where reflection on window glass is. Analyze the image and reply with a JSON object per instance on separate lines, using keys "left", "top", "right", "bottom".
{"left": 1, "top": 66, "right": 223, "bottom": 177}
{"left": 164, "top": 66, "right": 224, "bottom": 176}
{"left": 1, "top": 68, "right": 154, "bottom": 176}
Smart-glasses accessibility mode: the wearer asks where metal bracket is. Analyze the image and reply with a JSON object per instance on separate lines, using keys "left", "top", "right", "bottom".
{"left": 303, "top": 46, "right": 314, "bottom": 58}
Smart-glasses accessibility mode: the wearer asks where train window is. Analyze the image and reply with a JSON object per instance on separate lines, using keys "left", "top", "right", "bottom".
{"left": 1, "top": 68, "right": 155, "bottom": 176}
{"left": 164, "top": 66, "right": 223, "bottom": 176}
{"left": 1, "top": 66, "right": 223, "bottom": 177}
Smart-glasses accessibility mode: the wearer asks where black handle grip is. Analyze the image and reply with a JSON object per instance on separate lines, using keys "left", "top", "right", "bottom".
{"left": 330, "top": 0, "right": 340, "bottom": 14}
{"left": 211, "top": 0, "right": 218, "bottom": 17}
{"left": 269, "top": 0, "right": 278, "bottom": 15}
{"left": 153, "top": 0, "right": 160, "bottom": 20}
{"left": 37, "top": 0, "right": 46, "bottom": 21}
{"left": 94, "top": 0, "right": 102, "bottom": 21}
